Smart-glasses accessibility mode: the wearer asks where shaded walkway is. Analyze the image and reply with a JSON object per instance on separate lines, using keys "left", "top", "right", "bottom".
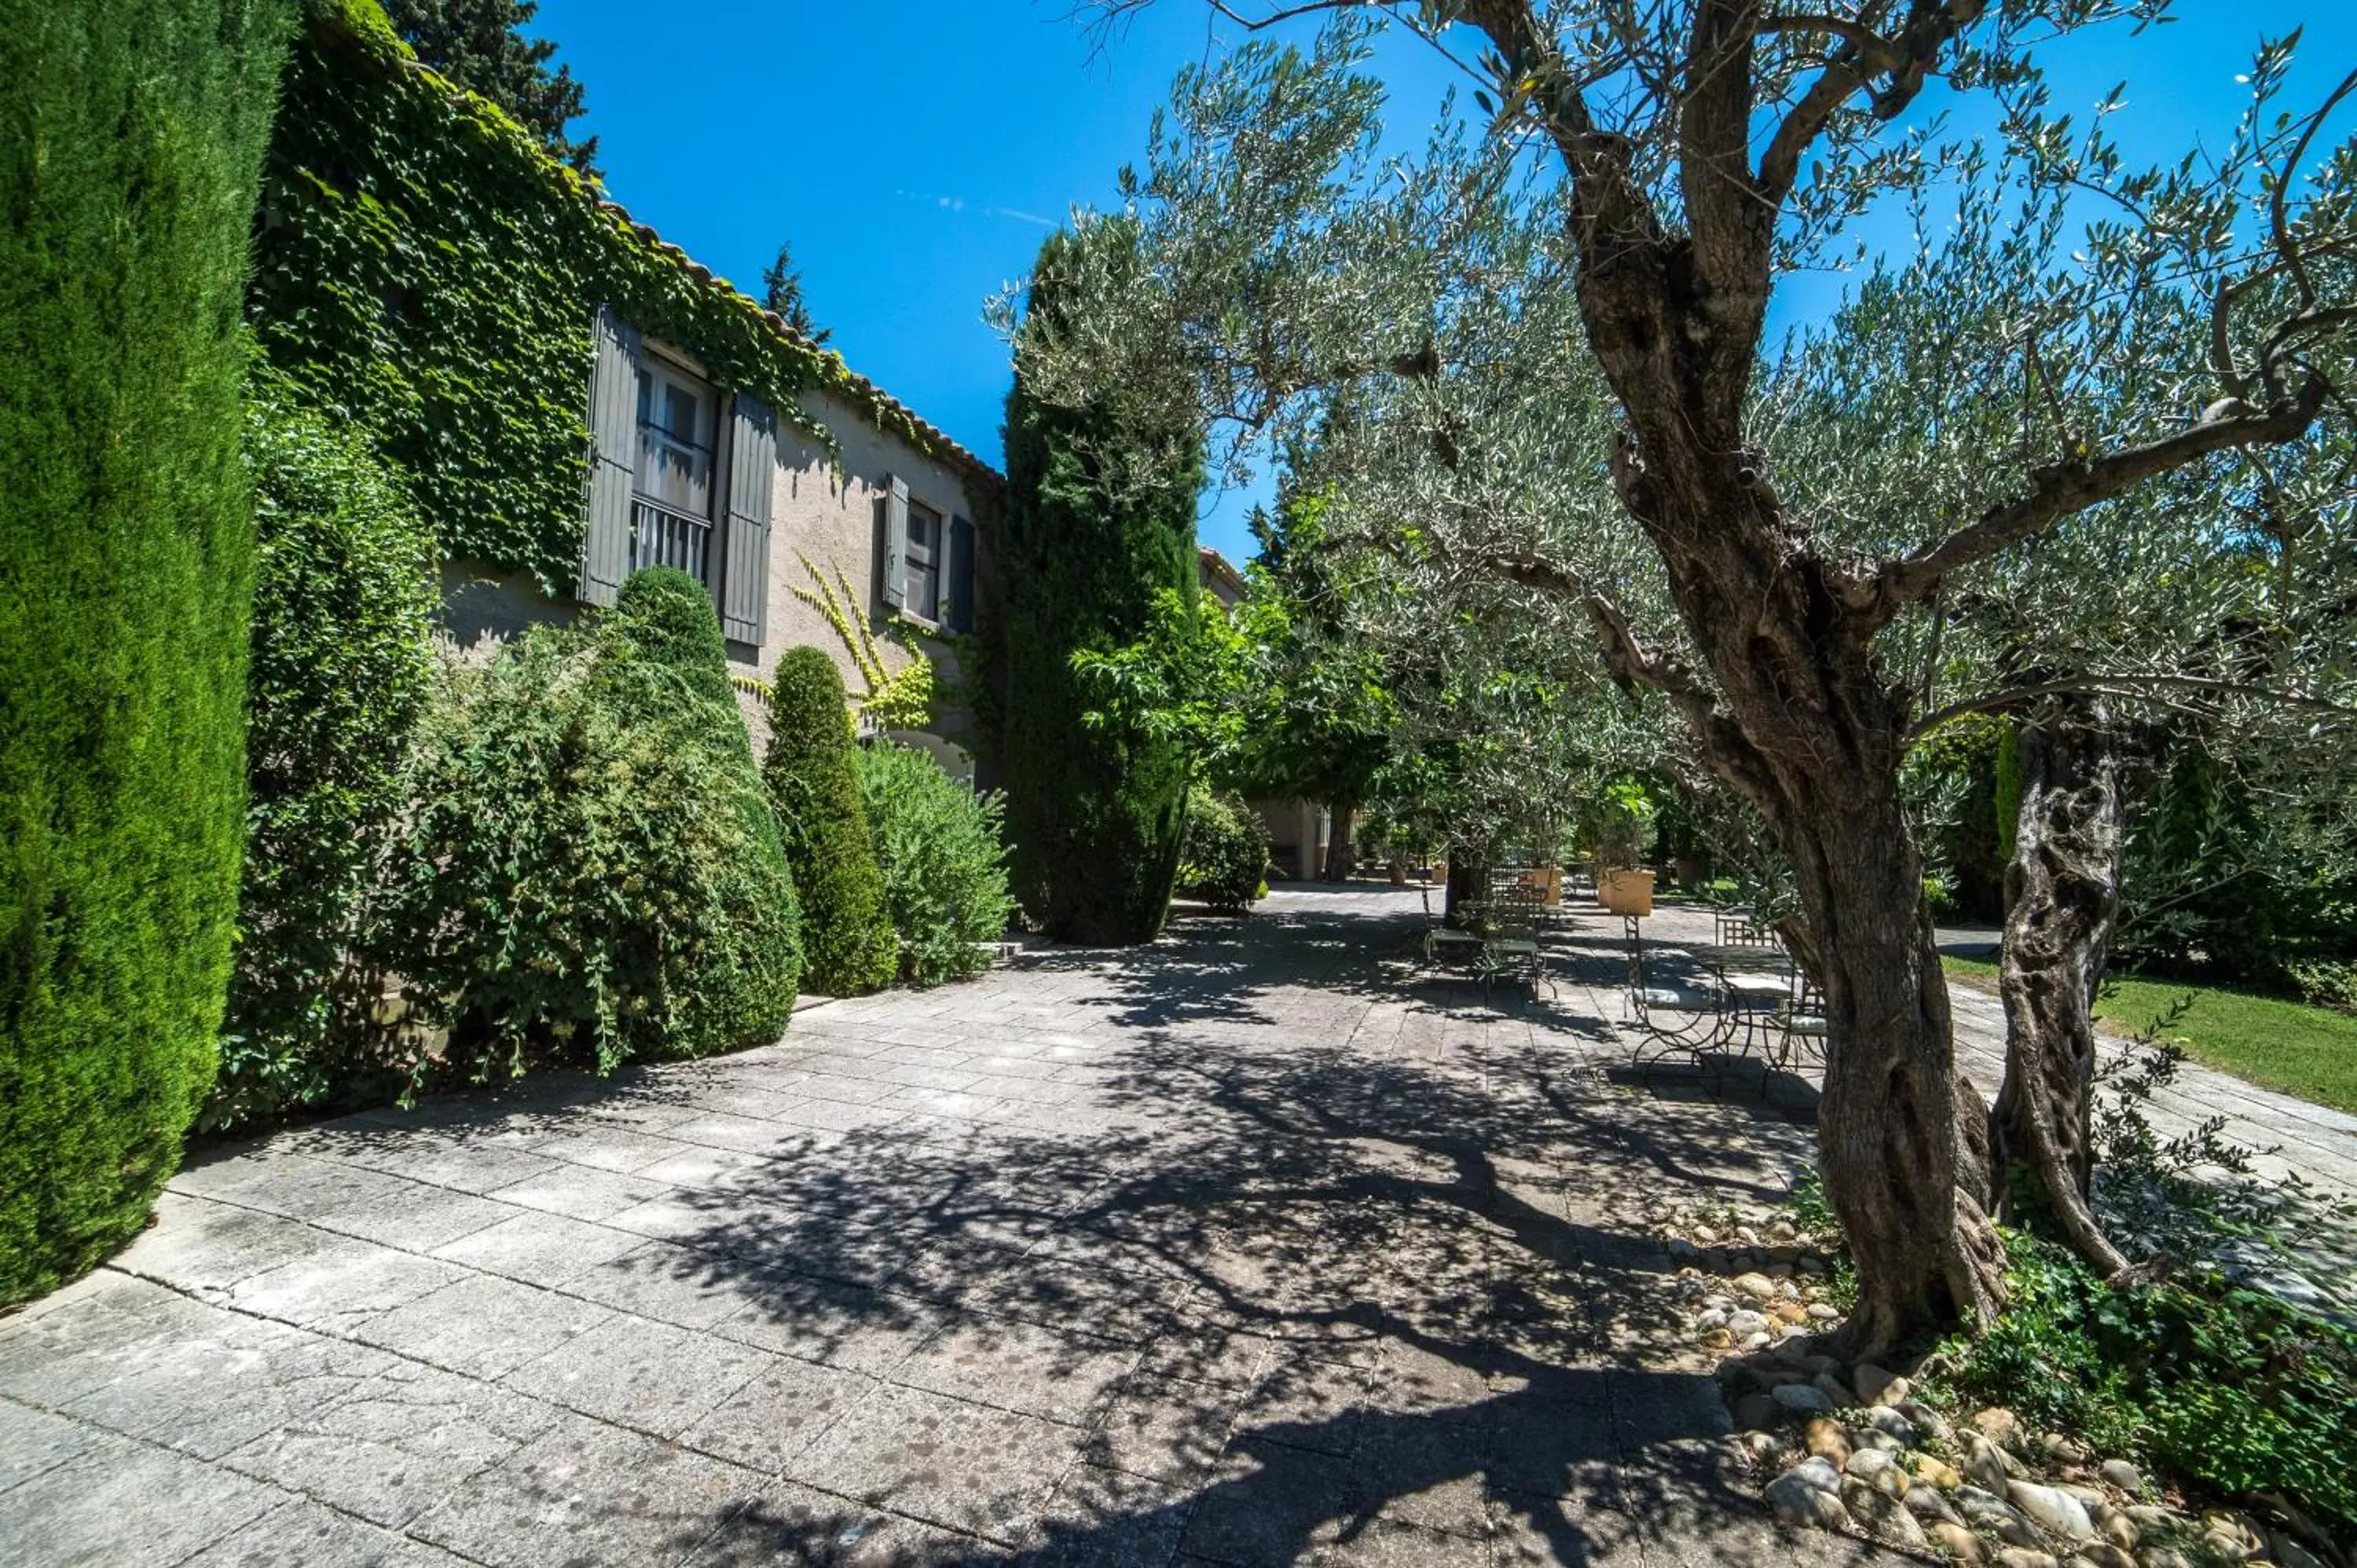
{"left": 0, "top": 890, "right": 1888, "bottom": 1566}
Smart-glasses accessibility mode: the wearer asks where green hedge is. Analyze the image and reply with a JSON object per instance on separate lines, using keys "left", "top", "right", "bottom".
{"left": 999, "top": 226, "right": 1201, "bottom": 945}
{"left": 763, "top": 648, "right": 896, "bottom": 996}
{"left": 857, "top": 745, "right": 1018, "bottom": 987}
{"left": 388, "top": 570, "right": 801, "bottom": 1076}
{"left": 0, "top": 0, "right": 291, "bottom": 1305}
{"left": 207, "top": 373, "right": 439, "bottom": 1132}
{"left": 250, "top": 0, "right": 962, "bottom": 592}
{"left": 1176, "top": 791, "right": 1270, "bottom": 913}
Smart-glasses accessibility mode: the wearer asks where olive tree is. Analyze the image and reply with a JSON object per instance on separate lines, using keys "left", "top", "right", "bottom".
{"left": 1033, "top": 2, "right": 2354, "bottom": 1352}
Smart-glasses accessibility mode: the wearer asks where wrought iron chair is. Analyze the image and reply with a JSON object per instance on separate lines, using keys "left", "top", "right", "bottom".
{"left": 1769, "top": 971, "right": 1830, "bottom": 1071}
{"left": 1622, "top": 914, "right": 1729, "bottom": 1074}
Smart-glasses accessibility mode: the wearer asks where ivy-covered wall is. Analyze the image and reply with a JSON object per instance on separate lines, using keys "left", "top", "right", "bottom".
{"left": 250, "top": 0, "right": 965, "bottom": 594}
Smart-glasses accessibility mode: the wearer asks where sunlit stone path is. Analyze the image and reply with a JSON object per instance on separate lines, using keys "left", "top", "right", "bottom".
{"left": 0, "top": 888, "right": 2009, "bottom": 1566}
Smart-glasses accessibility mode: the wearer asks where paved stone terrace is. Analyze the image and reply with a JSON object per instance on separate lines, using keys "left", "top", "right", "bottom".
{"left": 2, "top": 889, "right": 1901, "bottom": 1568}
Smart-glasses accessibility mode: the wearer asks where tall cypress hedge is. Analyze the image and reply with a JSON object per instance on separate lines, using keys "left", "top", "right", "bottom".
{"left": 0, "top": 0, "right": 291, "bottom": 1305}
{"left": 999, "top": 228, "right": 1201, "bottom": 945}
{"left": 764, "top": 648, "right": 897, "bottom": 996}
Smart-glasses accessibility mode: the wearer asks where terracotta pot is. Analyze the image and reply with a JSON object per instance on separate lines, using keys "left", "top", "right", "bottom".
{"left": 1597, "top": 867, "right": 1655, "bottom": 917}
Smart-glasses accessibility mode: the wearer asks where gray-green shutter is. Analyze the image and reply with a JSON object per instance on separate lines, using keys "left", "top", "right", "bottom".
{"left": 882, "top": 474, "right": 910, "bottom": 611}
{"left": 577, "top": 305, "right": 641, "bottom": 606}
{"left": 947, "top": 514, "right": 976, "bottom": 633}
{"left": 721, "top": 394, "right": 775, "bottom": 644}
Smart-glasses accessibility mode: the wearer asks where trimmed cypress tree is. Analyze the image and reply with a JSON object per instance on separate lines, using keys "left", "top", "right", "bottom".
{"left": 599, "top": 566, "right": 742, "bottom": 709}
{"left": 764, "top": 648, "right": 897, "bottom": 996}
{"left": 999, "top": 227, "right": 1202, "bottom": 944}
{"left": 0, "top": 0, "right": 292, "bottom": 1305}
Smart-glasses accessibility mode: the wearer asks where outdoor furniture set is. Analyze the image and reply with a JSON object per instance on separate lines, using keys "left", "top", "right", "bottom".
{"left": 1420, "top": 866, "right": 1552, "bottom": 997}
{"left": 1623, "top": 910, "right": 1827, "bottom": 1080}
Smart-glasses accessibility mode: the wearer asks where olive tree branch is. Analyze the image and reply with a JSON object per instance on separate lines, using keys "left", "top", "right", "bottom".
{"left": 1859, "top": 376, "right": 2329, "bottom": 618}
{"left": 1906, "top": 673, "right": 2357, "bottom": 745}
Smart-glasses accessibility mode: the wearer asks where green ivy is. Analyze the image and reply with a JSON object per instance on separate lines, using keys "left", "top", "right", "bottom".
{"left": 250, "top": 0, "right": 964, "bottom": 594}
{"left": 1935, "top": 1231, "right": 2357, "bottom": 1541}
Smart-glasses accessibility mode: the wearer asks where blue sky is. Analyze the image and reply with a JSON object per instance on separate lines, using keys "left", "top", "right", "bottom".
{"left": 543, "top": 2, "right": 2352, "bottom": 566}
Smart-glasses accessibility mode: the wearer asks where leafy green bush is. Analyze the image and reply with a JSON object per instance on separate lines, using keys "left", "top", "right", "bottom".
{"left": 764, "top": 648, "right": 896, "bottom": 996}
{"left": 207, "top": 376, "right": 440, "bottom": 1132}
{"left": 856, "top": 745, "right": 1017, "bottom": 987}
{"left": 0, "top": 0, "right": 292, "bottom": 1306}
{"left": 596, "top": 567, "right": 742, "bottom": 709}
{"left": 1176, "top": 791, "right": 1271, "bottom": 913}
{"left": 1938, "top": 1232, "right": 2357, "bottom": 1541}
{"left": 389, "top": 574, "right": 801, "bottom": 1076}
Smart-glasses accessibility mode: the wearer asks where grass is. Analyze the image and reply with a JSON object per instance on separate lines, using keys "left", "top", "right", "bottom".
{"left": 1943, "top": 955, "right": 2357, "bottom": 1115}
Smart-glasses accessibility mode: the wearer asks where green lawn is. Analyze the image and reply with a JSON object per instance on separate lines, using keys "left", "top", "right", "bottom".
{"left": 1941, "top": 955, "right": 2357, "bottom": 1115}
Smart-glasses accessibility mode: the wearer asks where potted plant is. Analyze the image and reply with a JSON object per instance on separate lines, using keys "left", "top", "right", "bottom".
{"left": 1589, "top": 780, "right": 1658, "bottom": 916}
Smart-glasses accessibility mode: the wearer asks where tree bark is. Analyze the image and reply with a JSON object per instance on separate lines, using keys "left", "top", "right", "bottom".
{"left": 1444, "top": 855, "right": 1486, "bottom": 925}
{"left": 1991, "top": 698, "right": 2132, "bottom": 1276}
{"left": 1323, "top": 797, "right": 1357, "bottom": 881}
{"left": 1754, "top": 746, "right": 2009, "bottom": 1357}
{"left": 1568, "top": 277, "right": 2007, "bottom": 1358}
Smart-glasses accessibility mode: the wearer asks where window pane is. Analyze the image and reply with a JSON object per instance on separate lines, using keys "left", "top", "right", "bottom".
{"left": 635, "top": 365, "right": 713, "bottom": 515}
{"left": 907, "top": 502, "right": 940, "bottom": 566}
{"left": 908, "top": 559, "right": 939, "bottom": 621}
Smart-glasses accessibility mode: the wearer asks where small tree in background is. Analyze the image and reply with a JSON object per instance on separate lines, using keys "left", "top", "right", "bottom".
{"left": 382, "top": 0, "right": 598, "bottom": 176}
{"left": 761, "top": 241, "right": 831, "bottom": 346}
{"left": 997, "top": 223, "right": 1203, "bottom": 944}
{"left": 764, "top": 648, "right": 896, "bottom": 995}
{"left": 0, "top": 0, "right": 292, "bottom": 1306}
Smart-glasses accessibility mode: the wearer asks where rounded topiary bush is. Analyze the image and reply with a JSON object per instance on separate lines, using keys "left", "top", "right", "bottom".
{"left": 764, "top": 648, "right": 896, "bottom": 996}
{"left": 390, "top": 573, "right": 801, "bottom": 1077}
{"left": 598, "top": 566, "right": 740, "bottom": 709}
{"left": 208, "top": 376, "right": 439, "bottom": 1133}
{"left": 856, "top": 744, "right": 1018, "bottom": 987}
{"left": 1175, "top": 790, "right": 1271, "bottom": 914}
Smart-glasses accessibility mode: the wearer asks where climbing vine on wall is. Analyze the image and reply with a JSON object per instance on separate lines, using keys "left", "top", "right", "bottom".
{"left": 251, "top": 0, "right": 962, "bottom": 593}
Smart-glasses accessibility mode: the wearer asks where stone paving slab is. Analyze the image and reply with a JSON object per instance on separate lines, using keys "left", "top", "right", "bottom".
{"left": 0, "top": 888, "right": 1904, "bottom": 1567}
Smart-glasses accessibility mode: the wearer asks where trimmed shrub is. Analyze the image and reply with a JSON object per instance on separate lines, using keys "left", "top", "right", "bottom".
{"left": 207, "top": 376, "right": 439, "bottom": 1132}
{"left": 856, "top": 746, "right": 1018, "bottom": 987}
{"left": 388, "top": 575, "right": 801, "bottom": 1077}
{"left": 999, "top": 225, "right": 1202, "bottom": 944}
{"left": 0, "top": 0, "right": 292, "bottom": 1305}
{"left": 763, "top": 648, "right": 896, "bottom": 996}
{"left": 597, "top": 567, "right": 739, "bottom": 709}
{"left": 1176, "top": 792, "right": 1271, "bottom": 914}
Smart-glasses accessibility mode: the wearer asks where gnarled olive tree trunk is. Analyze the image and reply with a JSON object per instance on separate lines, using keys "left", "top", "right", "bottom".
{"left": 1557, "top": 277, "right": 2008, "bottom": 1359}
{"left": 1992, "top": 698, "right": 2131, "bottom": 1275}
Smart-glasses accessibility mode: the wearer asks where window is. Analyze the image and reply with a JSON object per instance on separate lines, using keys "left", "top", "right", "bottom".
{"left": 904, "top": 498, "right": 942, "bottom": 622}
{"left": 630, "top": 359, "right": 717, "bottom": 580}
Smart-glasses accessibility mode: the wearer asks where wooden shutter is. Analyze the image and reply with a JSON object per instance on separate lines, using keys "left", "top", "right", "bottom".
{"left": 720, "top": 394, "right": 775, "bottom": 644}
{"left": 577, "top": 306, "right": 641, "bottom": 607}
{"left": 947, "top": 515, "right": 976, "bottom": 633}
{"left": 882, "top": 474, "right": 910, "bottom": 611}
